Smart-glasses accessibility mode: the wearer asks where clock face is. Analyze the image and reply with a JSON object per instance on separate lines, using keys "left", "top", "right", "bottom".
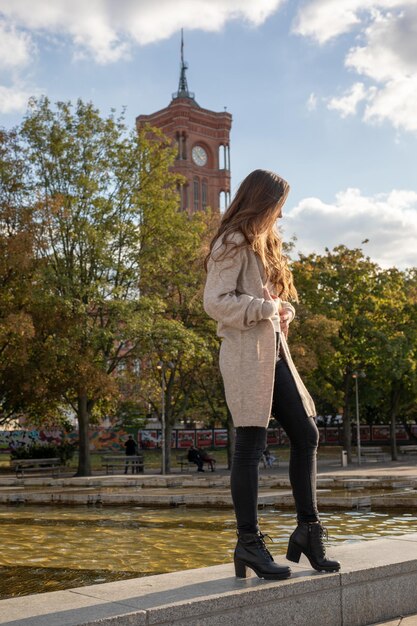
{"left": 192, "top": 145, "right": 208, "bottom": 167}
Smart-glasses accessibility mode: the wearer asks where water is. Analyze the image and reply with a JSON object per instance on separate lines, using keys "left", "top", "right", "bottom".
{"left": 1, "top": 505, "right": 416, "bottom": 599}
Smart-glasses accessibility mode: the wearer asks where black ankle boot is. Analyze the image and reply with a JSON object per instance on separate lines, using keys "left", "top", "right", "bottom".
{"left": 286, "top": 521, "right": 340, "bottom": 572}
{"left": 234, "top": 531, "right": 292, "bottom": 580}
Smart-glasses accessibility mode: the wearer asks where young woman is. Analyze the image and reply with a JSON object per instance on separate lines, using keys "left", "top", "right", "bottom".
{"left": 203, "top": 169, "right": 340, "bottom": 580}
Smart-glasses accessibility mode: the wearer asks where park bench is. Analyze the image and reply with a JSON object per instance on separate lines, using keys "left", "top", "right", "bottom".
{"left": 176, "top": 454, "right": 195, "bottom": 472}
{"left": 355, "top": 446, "right": 389, "bottom": 462}
{"left": 101, "top": 454, "right": 144, "bottom": 475}
{"left": 399, "top": 445, "right": 417, "bottom": 455}
{"left": 176, "top": 454, "right": 215, "bottom": 473}
{"left": 12, "top": 457, "right": 63, "bottom": 478}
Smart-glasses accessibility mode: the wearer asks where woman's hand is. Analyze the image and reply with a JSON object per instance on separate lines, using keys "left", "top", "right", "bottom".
{"left": 264, "top": 288, "right": 291, "bottom": 337}
{"left": 279, "top": 309, "right": 291, "bottom": 339}
{"left": 264, "top": 287, "right": 289, "bottom": 337}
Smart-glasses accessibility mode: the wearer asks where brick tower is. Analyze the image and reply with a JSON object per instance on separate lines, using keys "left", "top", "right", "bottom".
{"left": 136, "top": 32, "right": 232, "bottom": 213}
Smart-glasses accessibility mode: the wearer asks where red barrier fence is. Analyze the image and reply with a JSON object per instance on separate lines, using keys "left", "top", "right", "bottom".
{"left": 1, "top": 424, "right": 416, "bottom": 453}
{"left": 139, "top": 424, "right": 417, "bottom": 449}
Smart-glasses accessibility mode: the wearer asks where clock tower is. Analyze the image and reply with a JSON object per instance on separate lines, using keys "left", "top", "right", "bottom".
{"left": 136, "top": 33, "right": 232, "bottom": 213}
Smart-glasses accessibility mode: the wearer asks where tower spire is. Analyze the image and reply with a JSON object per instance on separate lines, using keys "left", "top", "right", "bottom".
{"left": 179, "top": 29, "right": 187, "bottom": 92}
{"left": 172, "top": 29, "right": 197, "bottom": 103}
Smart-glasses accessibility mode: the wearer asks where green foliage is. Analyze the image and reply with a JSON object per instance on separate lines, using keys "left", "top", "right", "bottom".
{"left": 292, "top": 246, "right": 382, "bottom": 414}
{"left": 10, "top": 442, "right": 75, "bottom": 463}
{"left": 1, "top": 96, "right": 222, "bottom": 474}
{"left": 134, "top": 206, "right": 225, "bottom": 470}
{"left": 2, "top": 96, "right": 416, "bottom": 472}
{"left": 291, "top": 244, "right": 417, "bottom": 460}
{"left": 0, "top": 129, "right": 37, "bottom": 425}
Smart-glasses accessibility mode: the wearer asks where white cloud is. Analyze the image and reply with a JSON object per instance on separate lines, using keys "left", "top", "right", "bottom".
{"left": 0, "top": 84, "right": 32, "bottom": 113}
{"left": 306, "top": 92, "right": 318, "bottom": 111}
{"left": 327, "top": 82, "right": 368, "bottom": 117}
{"left": 284, "top": 187, "right": 417, "bottom": 269}
{"left": 0, "top": 0, "right": 285, "bottom": 64}
{"left": 294, "top": 1, "right": 417, "bottom": 133}
{"left": 0, "top": 19, "right": 34, "bottom": 69}
{"left": 0, "top": 1, "right": 284, "bottom": 113}
{"left": 345, "top": 7, "right": 417, "bottom": 82}
{"left": 293, "top": 0, "right": 414, "bottom": 44}
{"left": 294, "top": 0, "right": 365, "bottom": 44}
{"left": 364, "top": 75, "right": 417, "bottom": 132}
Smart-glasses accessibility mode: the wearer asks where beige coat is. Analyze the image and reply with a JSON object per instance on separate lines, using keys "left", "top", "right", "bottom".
{"left": 203, "top": 232, "right": 316, "bottom": 428}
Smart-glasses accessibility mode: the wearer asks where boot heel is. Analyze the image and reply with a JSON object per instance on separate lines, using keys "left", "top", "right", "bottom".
{"left": 234, "top": 557, "right": 248, "bottom": 578}
{"left": 286, "top": 540, "right": 302, "bottom": 563}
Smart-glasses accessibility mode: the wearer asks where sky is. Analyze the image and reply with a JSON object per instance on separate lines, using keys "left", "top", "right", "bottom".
{"left": 1, "top": 0, "right": 417, "bottom": 269}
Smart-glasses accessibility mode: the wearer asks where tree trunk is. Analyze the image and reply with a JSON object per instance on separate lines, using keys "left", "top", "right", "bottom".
{"left": 390, "top": 389, "right": 400, "bottom": 461}
{"left": 226, "top": 408, "right": 235, "bottom": 470}
{"left": 390, "top": 412, "right": 398, "bottom": 461}
{"left": 401, "top": 419, "right": 417, "bottom": 443}
{"left": 342, "top": 373, "right": 352, "bottom": 463}
{"left": 76, "top": 393, "right": 92, "bottom": 476}
{"left": 164, "top": 419, "right": 172, "bottom": 474}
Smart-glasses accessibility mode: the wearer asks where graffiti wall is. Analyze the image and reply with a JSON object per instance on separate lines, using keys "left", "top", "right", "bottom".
{"left": 1, "top": 424, "right": 417, "bottom": 454}
{"left": 0, "top": 429, "right": 63, "bottom": 451}
{"left": 0, "top": 429, "right": 133, "bottom": 453}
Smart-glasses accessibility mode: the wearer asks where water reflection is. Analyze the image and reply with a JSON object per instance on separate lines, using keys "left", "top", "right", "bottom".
{"left": 1, "top": 506, "right": 416, "bottom": 599}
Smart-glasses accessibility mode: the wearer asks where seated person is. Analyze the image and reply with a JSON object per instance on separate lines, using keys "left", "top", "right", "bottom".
{"left": 262, "top": 446, "right": 276, "bottom": 468}
{"left": 187, "top": 445, "right": 204, "bottom": 472}
{"left": 199, "top": 448, "right": 216, "bottom": 472}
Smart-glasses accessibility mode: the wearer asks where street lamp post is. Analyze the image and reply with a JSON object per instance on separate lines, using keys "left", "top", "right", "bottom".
{"left": 157, "top": 360, "right": 174, "bottom": 475}
{"left": 352, "top": 370, "right": 366, "bottom": 465}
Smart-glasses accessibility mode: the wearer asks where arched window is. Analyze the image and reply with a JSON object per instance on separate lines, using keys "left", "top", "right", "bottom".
{"left": 181, "top": 132, "right": 187, "bottom": 160}
{"left": 176, "top": 182, "right": 182, "bottom": 210}
{"left": 175, "top": 132, "right": 180, "bottom": 160}
{"left": 219, "top": 190, "right": 227, "bottom": 212}
{"left": 183, "top": 184, "right": 189, "bottom": 211}
{"left": 202, "top": 180, "right": 208, "bottom": 209}
{"left": 218, "top": 144, "right": 225, "bottom": 169}
{"left": 194, "top": 178, "right": 200, "bottom": 211}
{"left": 218, "top": 144, "right": 230, "bottom": 170}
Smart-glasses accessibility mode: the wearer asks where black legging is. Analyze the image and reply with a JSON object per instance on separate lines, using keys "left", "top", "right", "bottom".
{"left": 230, "top": 355, "right": 320, "bottom": 533}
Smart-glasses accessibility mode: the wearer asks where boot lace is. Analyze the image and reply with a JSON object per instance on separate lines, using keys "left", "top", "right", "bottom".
{"left": 257, "top": 532, "right": 274, "bottom": 560}
{"left": 316, "top": 523, "right": 328, "bottom": 556}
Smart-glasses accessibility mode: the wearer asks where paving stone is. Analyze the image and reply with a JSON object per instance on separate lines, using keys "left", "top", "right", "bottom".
{"left": 1, "top": 534, "right": 417, "bottom": 626}
{"left": 0, "top": 590, "right": 146, "bottom": 626}
{"left": 368, "top": 614, "right": 417, "bottom": 626}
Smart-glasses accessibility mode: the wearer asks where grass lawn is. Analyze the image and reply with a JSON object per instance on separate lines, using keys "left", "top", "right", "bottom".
{"left": 0, "top": 445, "right": 346, "bottom": 474}
{"left": 64, "top": 445, "right": 345, "bottom": 472}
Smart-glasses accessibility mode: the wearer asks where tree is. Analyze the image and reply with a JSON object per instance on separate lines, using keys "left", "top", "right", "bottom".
{"left": 0, "top": 129, "right": 36, "bottom": 425}
{"left": 136, "top": 207, "right": 219, "bottom": 473}
{"left": 371, "top": 268, "right": 417, "bottom": 457}
{"left": 293, "top": 246, "right": 383, "bottom": 462}
{"left": 19, "top": 97, "right": 183, "bottom": 475}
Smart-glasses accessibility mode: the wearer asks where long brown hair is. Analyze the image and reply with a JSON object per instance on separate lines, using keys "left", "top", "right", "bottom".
{"left": 204, "top": 169, "right": 297, "bottom": 301}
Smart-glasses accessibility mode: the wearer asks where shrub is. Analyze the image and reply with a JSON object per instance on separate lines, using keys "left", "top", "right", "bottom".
{"left": 10, "top": 442, "right": 75, "bottom": 464}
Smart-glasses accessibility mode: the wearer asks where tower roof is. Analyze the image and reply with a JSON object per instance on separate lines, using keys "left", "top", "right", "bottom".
{"left": 171, "top": 29, "right": 199, "bottom": 107}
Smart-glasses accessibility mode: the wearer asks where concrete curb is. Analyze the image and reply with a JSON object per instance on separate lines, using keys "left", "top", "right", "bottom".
{"left": 1, "top": 473, "right": 416, "bottom": 509}
{"left": 2, "top": 489, "right": 417, "bottom": 509}
{"left": 1, "top": 533, "right": 417, "bottom": 625}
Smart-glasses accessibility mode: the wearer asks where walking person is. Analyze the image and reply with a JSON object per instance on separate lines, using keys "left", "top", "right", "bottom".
{"left": 203, "top": 169, "right": 340, "bottom": 580}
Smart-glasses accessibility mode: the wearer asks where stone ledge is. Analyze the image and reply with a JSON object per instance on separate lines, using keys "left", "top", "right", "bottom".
{"left": 1, "top": 490, "right": 416, "bottom": 509}
{"left": 0, "top": 471, "right": 416, "bottom": 490}
{"left": 1, "top": 533, "right": 417, "bottom": 626}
